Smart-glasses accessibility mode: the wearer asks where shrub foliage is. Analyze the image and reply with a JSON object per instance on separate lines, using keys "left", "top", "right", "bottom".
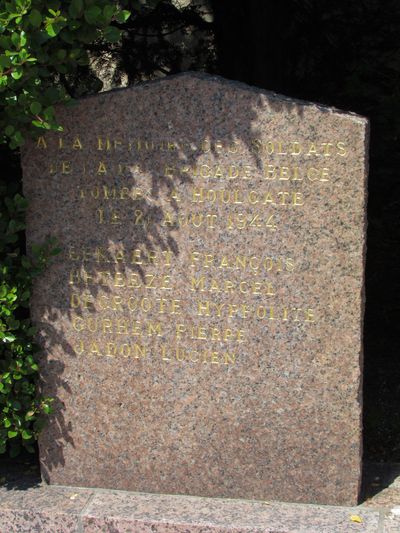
{"left": 0, "top": 0, "right": 129, "bottom": 456}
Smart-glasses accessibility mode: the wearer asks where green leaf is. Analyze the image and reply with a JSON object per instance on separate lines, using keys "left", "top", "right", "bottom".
{"left": 11, "top": 32, "right": 20, "bottom": 47}
{"left": 29, "top": 9, "right": 42, "bottom": 28}
{"left": 42, "top": 403, "right": 52, "bottom": 415}
{"left": 11, "top": 68, "right": 23, "bottom": 80}
{"left": 0, "top": 0, "right": 119, "bottom": 461}
{"left": 12, "top": 130, "right": 24, "bottom": 145}
{"left": 104, "top": 26, "right": 121, "bottom": 43}
{"left": 46, "top": 24, "right": 57, "bottom": 37}
{"left": 69, "top": 0, "right": 83, "bottom": 18}
{"left": 30, "top": 101, "right": 41, "bottom": 114}
{"left": 3, "top": 334, "right": 16, "bottom": 343}
{"left": 22, "top": 430, "right": 33, "bottom": 440}
{"left": 103, "top": 5, "right": 115, "bottom": 22}
{"left": 115, "top": 10, "right": 131, "bottom": 23}
{"left": 84, "top": 6, "right": 102, "bottom": 25}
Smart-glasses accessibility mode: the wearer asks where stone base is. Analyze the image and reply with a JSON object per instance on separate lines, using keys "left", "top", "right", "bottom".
{"left": 2, "top": 464, "right": 400, "bottom": 532}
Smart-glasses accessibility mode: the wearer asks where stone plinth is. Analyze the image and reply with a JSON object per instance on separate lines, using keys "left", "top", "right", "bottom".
{"left": 21, "top": 73, "right": 368, "bottom": 505}
{"left": 0, "top": 485, "right": 383, "bottom": 533}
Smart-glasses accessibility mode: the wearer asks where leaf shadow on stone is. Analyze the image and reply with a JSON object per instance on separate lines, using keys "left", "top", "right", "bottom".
{"left": 23, "top": 73, "right": 317, "bottom": 485}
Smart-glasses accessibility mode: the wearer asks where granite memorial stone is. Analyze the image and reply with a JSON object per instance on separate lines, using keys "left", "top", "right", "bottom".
{"left": 22, "top": 73, "right": 368, "bottom": 505}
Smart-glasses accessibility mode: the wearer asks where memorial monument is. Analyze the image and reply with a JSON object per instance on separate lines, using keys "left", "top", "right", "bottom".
{"left": 21, "top": 72, "right": 368, "bottom": 505}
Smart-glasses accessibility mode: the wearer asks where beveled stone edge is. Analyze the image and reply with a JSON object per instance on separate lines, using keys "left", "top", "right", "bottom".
{"left": 0, "top": 482, "right": 389, "bottom": 533}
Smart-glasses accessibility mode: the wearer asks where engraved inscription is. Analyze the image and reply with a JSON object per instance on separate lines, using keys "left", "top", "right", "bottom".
{"left": 32, "top": 131, "right": 345, "bottom": 365}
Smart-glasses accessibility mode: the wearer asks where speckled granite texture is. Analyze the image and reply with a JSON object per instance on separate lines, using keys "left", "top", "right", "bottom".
{"left": 21, "top": 72, "right": 368, "bottom": 505}
{"left": 0, "top": 485, "right": 91, "bottom": 533}
{"left": 0, "top": 484, "right": 384, "bottom": 533}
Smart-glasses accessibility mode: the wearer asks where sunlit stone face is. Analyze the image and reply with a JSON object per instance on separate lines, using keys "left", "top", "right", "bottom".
{"left": 22, "top": 73, "right": 368, "bottom": 505}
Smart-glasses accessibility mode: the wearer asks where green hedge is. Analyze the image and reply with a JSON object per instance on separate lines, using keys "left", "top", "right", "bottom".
{"left": 0, "top": 0, "right": 130, "bottom": 457}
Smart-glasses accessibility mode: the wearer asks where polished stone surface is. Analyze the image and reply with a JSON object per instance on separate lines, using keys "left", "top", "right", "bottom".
{"left": 21, "top": 73, "right": 368, "bottom": 504}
